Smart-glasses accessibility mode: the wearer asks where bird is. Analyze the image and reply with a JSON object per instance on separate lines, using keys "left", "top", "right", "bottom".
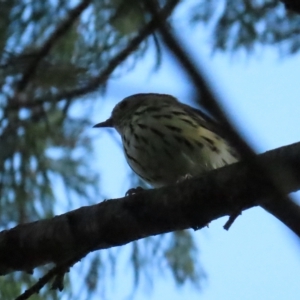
{"left": 93, "top": 93, "right": 240, "bottom": 188}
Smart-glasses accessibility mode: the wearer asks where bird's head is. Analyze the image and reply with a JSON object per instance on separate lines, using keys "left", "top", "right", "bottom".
{"left": 93, "top": 93, "right": 177, "bottom": 133}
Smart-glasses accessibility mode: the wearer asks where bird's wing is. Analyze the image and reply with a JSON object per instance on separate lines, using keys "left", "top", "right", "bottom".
{"left": 181, "top": 103, "right": 223, "bottom": 137}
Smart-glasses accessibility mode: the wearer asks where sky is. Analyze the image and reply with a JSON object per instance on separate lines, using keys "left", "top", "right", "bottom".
{"left": 89, "top": 11, "right": 300, "bottom": 300}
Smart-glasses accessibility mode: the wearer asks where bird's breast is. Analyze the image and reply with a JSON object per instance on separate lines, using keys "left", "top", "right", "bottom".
{"left": 121, "top": 113, "right": 238, "bottom": 187}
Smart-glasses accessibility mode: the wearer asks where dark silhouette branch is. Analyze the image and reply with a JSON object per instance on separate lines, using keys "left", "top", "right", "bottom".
{"left": 15, "top": 253, "right": 83, "bottom": 300}
{"left": 143, "top": 0, "right": 255, "bottom": 156}
{"left": 10, "top": 0, "right": 179, "bottom": 111}
{"left": 143, "top": 0, "right": 297, "bottom": 241}
{"left": 15, "top": 0, "right": 92, "bottom": 93}
{"left": 280, "top": 0, "right": 300, "bottom": 14}
{"left": 49, "top": 0, "right": 179, "bottom": 100}
{"left": 1, "top": 141, "right": 300, "bottom": 280}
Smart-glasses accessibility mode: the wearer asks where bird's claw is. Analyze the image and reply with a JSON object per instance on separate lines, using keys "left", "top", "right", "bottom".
{"left": 125, "top": 186, "right": 145, "bottom": 197}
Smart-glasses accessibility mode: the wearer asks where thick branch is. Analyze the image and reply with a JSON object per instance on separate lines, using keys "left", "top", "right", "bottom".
{"left": 1, "top": 142, "right": 300, "bottom": 276}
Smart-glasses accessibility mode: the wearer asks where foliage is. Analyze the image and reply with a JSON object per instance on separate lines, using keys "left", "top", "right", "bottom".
{"left": 190, "top": 0, "right": 300, "bottom": 54}
{"left": 0, "top": 0, "right": 299, "bottom": 298}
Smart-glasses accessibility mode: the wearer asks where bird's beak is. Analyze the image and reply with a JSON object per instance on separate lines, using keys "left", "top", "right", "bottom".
{"left": 93, "top": 117, "right": 114, "bottom": 128}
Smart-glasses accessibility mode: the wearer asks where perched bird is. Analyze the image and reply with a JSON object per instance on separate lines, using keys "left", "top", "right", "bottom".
{"left": 93, "top": 93, "right": 239, "bottom": 188}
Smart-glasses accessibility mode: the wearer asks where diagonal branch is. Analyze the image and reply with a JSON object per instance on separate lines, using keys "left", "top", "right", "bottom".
{"left": 280, "top": 0, "right": 300, "bottom": 14}
{"left": 49, "top": 0, "right": 179, "bottom": 100}
{"left": 143, "top": 0, "right": 297, "bottom": 239}
{"left": 15, "top": 0, "right": 92, "bottom": 93}
{"left": 143, "top": 0, "right": 257, "bottom": 157}
{"left": 1, "top": 141, "right": 300, "bottom": 278}
{"left": 12, "top": 0, "right": 180, "bottom": 110}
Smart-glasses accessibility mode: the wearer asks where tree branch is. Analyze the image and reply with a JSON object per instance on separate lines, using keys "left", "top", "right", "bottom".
{"left": 15, "top": 0, "right": 92, "bottom": 92}
{"left": 280, "top": 0, "right": 300, "bottom": 14}
{"left": 143, "top": 0, "right": 297, "bottom": 242}
{"left": 11, "top": 0, "right": 179, "bottom": 110}
{"left": 1, "top": 141, "right": 300, "bottom": 277}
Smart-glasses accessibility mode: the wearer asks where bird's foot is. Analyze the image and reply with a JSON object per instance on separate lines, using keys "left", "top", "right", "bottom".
{"left": 125, "top": 186, "right": 145, "bottom": 197}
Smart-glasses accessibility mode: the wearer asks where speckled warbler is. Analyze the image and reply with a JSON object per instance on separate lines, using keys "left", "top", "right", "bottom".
{"left": 93, "top": 93, "right": 239, "bottom": 187}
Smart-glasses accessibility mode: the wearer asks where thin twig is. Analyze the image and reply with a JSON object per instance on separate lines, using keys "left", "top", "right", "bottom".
{"left": 223, "top": 211, "right": 241, "bottom": 230}
{"left": 43, "top": 0, "right": 180, "bottom": 102}
{"left": 15, "top": 252, "right": 88, "bottom": 300}
{"left": 15, "top": 0, "right": 92, "bottom": 92}
{"left": 11, "top": 0, "right": 179, "bottom": 110}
